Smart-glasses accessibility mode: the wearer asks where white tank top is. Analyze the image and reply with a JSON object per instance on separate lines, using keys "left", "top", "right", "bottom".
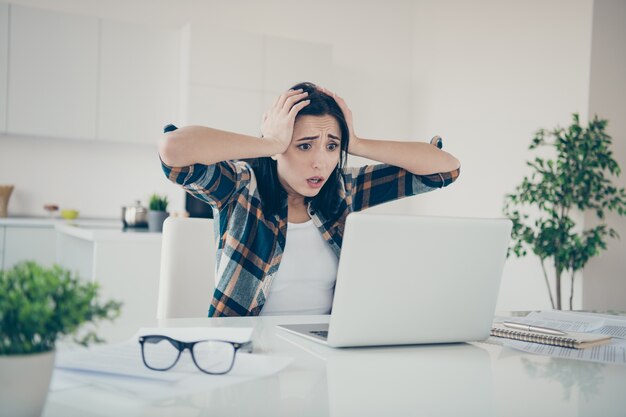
{"left": 260, "top": 219, "right": 339, "bottom": 316}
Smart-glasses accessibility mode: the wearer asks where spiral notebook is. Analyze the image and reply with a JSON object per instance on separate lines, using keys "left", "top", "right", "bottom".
{"left": 491, "top": 323, "right": 611, "bottom": 349}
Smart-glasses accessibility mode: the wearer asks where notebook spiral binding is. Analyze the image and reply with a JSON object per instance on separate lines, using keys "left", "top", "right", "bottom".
{"left": 490, "top": 328, "right": 578, "bottom": 348}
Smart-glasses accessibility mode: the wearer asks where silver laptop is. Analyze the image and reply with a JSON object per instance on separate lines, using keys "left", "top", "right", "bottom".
{"left": 278, "top": 213, "right": 512, "bottom": 347}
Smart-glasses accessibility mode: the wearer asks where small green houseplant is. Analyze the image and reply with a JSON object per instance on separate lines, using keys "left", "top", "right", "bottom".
{"left": 0, "top": 261, "right": 121, "bottom": 416}
{"left": 148, "top": 193, "right": 169, "bottom": 232}
{"left": 504, "top": 114, "right": 626, "bottom": 310}
{"left": 0, "top": 261, "right": 122, "bottom": 353}
{"left": 149, "top": 193, "right": 169, "bottom": 212}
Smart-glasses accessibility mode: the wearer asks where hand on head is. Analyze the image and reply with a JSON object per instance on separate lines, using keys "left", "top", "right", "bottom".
{"left": 261, "top": 83, "right": 359, "bottom": 157}
{"left": 261, "top": 89, "right": 310, "bottom": 154}
{"left": 317, "top": 86, "right": 359, "bottom": 154}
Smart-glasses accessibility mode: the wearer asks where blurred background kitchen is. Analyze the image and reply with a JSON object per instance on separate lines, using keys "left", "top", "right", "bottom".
{"left": 0, "top": 0, "right": 624, "bottom": 329}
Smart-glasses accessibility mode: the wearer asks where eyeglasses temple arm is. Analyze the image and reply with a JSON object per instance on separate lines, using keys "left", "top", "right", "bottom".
{"left": 236, "top": 340, "right": 254, "bottom": 353}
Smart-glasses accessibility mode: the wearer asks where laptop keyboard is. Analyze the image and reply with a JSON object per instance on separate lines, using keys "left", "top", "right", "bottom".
{"left": 310, "top": 330, "right": 328, "bottom": 338}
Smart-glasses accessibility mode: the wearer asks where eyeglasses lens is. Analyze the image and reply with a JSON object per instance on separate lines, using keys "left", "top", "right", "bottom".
{"left": 192, "top": 341, "right": 236, "bottom": 373}
{"left": 142, "top": 337, "right": 180, "bottom": 370}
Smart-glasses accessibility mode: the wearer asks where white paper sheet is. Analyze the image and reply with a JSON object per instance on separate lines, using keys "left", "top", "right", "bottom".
{"left": 524, "top": 310, "right": 626, "bottom": 339}
{"left": 55, "top": 327, "right": 255, "bottom": 382}
{"left": 495, "top": 312, "right": 605, "bottom": 333}
{"left": 500, "top": 338, "right": 626, "bottom": 365}
{"left": 493, "top": 311, "right": 626, "bottom": 365}
{"left": 504, "top": 310, "right": 626, "bottom": 339}
{"left": 51, "top": 327, "right": 293, "bottom": 399}
{"left": 51, "top": 353, "right": 293, "bottom": 400}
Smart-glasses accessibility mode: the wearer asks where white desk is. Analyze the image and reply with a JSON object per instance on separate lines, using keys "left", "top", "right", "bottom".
{"left": 44, "top": 314, "right": 626, "bottom": 417}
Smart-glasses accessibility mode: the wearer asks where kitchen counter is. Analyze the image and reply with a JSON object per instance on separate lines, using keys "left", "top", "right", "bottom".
{"left": 56, "top": 224, "right": 162, "bottom": 242}
{"left": 1, "top": 217, "right": 162, "bottom": 242}
{"left": 0, "top": 216, "right": 120, "bottom": 228}
{"left": 0, "top": 217, "right": 120, "bottom": 270}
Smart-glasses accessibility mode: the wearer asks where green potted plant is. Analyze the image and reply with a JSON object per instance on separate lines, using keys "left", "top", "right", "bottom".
{"left": 148, "top": 193, "right": 169, "bottom": 232}
{"left": 504, "top": 114, "right": 626, "bottom": 310}
{"left": 0, "top": 261, "right": 121, "bottom": 417}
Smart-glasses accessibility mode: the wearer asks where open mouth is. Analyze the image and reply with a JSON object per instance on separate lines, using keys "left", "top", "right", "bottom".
{"left": 307, "top": 176, "right": 325, "bottom": 187}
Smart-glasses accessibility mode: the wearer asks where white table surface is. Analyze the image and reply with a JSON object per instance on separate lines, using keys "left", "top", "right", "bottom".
{"left": 43, "top": 314, "right": 626, "bottom": 417}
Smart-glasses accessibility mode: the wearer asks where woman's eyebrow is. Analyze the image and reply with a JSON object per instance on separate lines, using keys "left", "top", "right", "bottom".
{"left": 296, "top": 134, "right": 341, "bottom": 142}
{"left": 296, "top": 135, "right": 319, "bottom": 142}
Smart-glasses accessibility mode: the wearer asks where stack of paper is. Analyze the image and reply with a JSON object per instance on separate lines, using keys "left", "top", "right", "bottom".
{"left": 52, "top": 327, "right": 293, "bottom": 399}
{"left": 491, "top": 311, "right": 626, "bottom": 365}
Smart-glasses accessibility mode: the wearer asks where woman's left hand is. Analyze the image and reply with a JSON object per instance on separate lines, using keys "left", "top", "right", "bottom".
{"left": 319, "top": 86, "right": 360, "bottom": 155}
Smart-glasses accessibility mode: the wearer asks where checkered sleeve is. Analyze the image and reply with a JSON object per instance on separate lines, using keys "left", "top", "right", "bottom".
{"left": 160, "top": 159, "right": 252, "bottom": 211}
{"left": 159, "top": 123, "right": 253, "bottom": 210}
{"left": 344, "top": 164, "right": 460, "bottom": 211}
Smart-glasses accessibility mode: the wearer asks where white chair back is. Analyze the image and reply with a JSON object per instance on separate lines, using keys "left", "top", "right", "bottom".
{"left": 157, "top": 217, "right": 217, "bottom": 319}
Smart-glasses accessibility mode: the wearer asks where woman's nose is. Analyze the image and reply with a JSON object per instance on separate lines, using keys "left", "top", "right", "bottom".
{"left": 311, "top": 150, "right": 326, "bottom": 170}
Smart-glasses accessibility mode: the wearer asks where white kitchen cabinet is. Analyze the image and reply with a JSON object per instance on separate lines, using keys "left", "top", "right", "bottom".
{"left": 0, "top": 3, "right": 8, "bottom": 133}
{"left": 98, "top": 19, "right": 179, "bottom": 145}
{"left": 7, "top": 5, "right": 98, "bottom": 139}
{"left": 2, "top": 226, "right": 57, "bottom": 270}
{"left": 188, "top": 26, "right": 264, "bottom": 90}
{"left": 181, "top": 28, "right": 332, "bottom": 137}
{"left": 187, "top": 83, "right": 264, "bottom": 137}
{"left": 183, "top": 25, "right": 263, "bottom": 136}
{"left": 56, "top": 226, "right": 162, "bottom": 343}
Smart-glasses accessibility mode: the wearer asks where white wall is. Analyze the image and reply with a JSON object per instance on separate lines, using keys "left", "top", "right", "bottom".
{"left": 410, "top": 0, "right": 595, "bottom": 311}
{"left": 584, "top": 0, "right": 626, "bottom": 311}
{"left": 0, "top": 135, "right": 173, "bottom": 218}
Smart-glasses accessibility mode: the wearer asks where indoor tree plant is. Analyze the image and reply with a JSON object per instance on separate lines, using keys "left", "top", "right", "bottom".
{"left": 148, "top": 193, "right": 169, "bottom": 232}
{"left": 0, "top": 261, "right": 121, "bottom": 417}
{"left": 504, "top": 114, "right": 626, "bottom": 310}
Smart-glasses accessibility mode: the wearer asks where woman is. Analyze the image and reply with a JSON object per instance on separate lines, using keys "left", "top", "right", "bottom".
{"left": 159, "top": 82, "right": 460, "bottom": 317}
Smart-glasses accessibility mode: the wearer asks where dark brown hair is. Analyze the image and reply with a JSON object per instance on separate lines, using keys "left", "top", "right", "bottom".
{"left": 246, "top": 82, "right": 350, "bottom": 218}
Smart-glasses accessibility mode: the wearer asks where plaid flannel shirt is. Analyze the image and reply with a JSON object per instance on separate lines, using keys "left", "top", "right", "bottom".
{"left": 162, "top": 159, "right": 459, "bottom": 317}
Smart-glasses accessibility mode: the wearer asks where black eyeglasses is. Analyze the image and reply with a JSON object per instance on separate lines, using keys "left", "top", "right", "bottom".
{"left": 138, "top": 335, "right": 253, "bottom": 375}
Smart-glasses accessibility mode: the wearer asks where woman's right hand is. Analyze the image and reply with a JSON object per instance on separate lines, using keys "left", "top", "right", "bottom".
{"left": 261, "top": 89, "right": 310, "bottom": 154}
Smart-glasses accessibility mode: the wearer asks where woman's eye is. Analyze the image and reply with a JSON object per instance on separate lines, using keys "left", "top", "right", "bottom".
{"left": 327, "top": 143, "right": 338, "bottom": 151}
{"left": 297, "top": 143, "right": 311, "bottom": 151}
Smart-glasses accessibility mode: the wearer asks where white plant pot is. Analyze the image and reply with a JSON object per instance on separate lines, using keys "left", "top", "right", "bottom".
{"left": 0, "top": 350, "right": 56, "bottom": 417}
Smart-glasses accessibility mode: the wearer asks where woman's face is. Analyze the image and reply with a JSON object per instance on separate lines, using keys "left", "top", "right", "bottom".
{"left": 275, "top": 114, "right": 342, "bottom": 200}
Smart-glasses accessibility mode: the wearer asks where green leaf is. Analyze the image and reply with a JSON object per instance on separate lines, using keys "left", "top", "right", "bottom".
{"left": 149, "top": 193, "right": 169, "bottom": 211}
{"left": 0, "top": 261, "right": 122, "bottom": 354}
